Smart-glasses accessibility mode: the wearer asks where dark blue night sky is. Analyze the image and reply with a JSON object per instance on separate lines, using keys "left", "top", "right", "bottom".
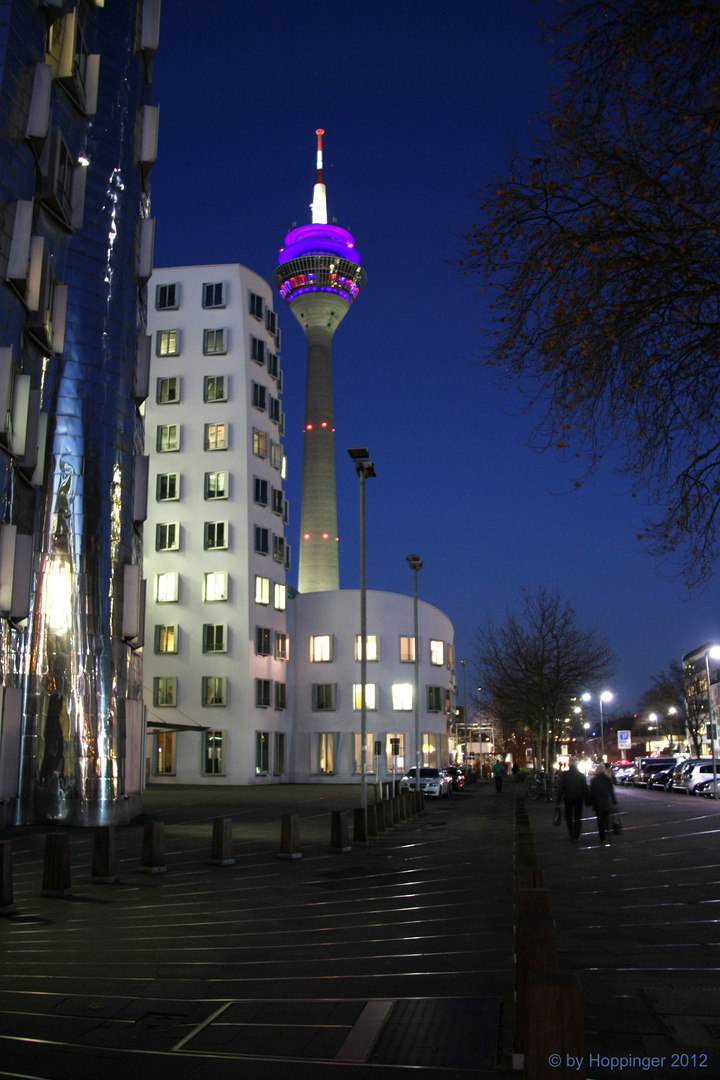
{"left": 148, "top": 0, "right": 720, "bottom": 718}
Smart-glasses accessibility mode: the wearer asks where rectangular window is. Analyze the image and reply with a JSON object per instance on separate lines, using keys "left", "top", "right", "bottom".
{"left": 352, "top": 684, "right": 377, "bottom": 710}
{"left": 392, "top": 683, "right": 413, "bottom": 711}
{"left": 254, "top": 525, "right": 269, "bottom": 554}
{"left": 251, "top": 336, "right": 265, "bottom": 365}
{"left": 310, "top": 634, "right": 332, "bottom": 662}
{"left": 156, "top": 282, "right": 178, "bottom": 310}
{"left": 353, "top": 732, "right": 375, "bottom": 774}
{"left": 275, "top": 632, "right": 289, "bottom": 661}
{"left": 319, "top": 732, "right": 335, "bottom": 774}
{"left": 269, "top": 396, "right": 281, "bottom": 423}
{"left": 427, "top": 686, "right": 442, "bottom": 711}
{"left": 204, "top": 571, "right": 227, "bottom": 602}
{"left": 256, "top": 730, "right": 269, "bottom": 773}
{"left": 205, "top": 521, "right": 228, "bottom": 550}
{"left": 203, "top": 676, "right": 226, "bottom": 707}
{"left": 203, "top": 623, "right": 226, "bottom": 653}
{"left": 274, "top": 583, "right": 286, "bottom": 611}
{"left": 252, "top": 382, "right": 267, "bottom": 410}
{"left": 386, "top": 733, "right": 406, "bottom": 770}
{"left": 255, "top": 575, "right": 270, "bottom": 605}
{"left": 157, "top": 424, "right": 179, "bottom": 452}
{"left": 156, "top": 376, "right": 179, "bottom": 404}
{"left": 355, "top": 635, "right": 378, "bottom": 661}
{"left": 203, "top": 281, "right": 225, "bottom": 309}
{"left": 271, "top": 442, "right": 283, "bottom": 470}
{"left": 204, "top": 729, "right": 225, "bottom": 774}
{"left": 204, "top": 375, "right": 227, "bottom": 402}
{"left": 423, "top": 735, "right": 438, "bottom": 767}
{"left": 256, "top": 679, "right": 271, "bottom": 709}
{"left": 266, "top": 308, "right": 277, "bottom": 335}
{"left": 272, "top": 488, "right": 284, "bottom": 515}
{"left": 156, "top": 329, "right": 179, "bottom": 356}
{"left": 253, "top": 428, "right": 268, "bottom": 458}
{"left": 156, "top": 731, "right": 176, "bottom": 775}
{"left": 254, "top": 478, "right": 268, "bottom": 505}
{"left": 205, "top": 471, "right": 228, "bottom": 500}
{"left": 430, "top": 640, "right": 444, "bottom": 666}
{"left": 203, "top": 328, "right": 226, "bottom": 355}
{"left": 204, "top": 422, "right": 227, "bottom": 450}
{"left": 400, "top": 636, "right": 416, "bottom": 663}
{"left": 157, "top": 472, "right": 179, "bottom": 501}
{"left": 267, "top": 351, "right": 279, "bottom": 379}
{"left": 156, "top": 522, "right": 179, "bottom": 551}
{"left": 155, "top": 624, "right": 177, "bottom": 654}
{"left": 274, "top": 732, "right": 285, "bottom": 774}
{"left": 153, "top": 676, "right": 177, "bottom": 707}
{"left": 249, "top": 291, "right": 263, "bottom": 318}
{"left": 273, "top": 535, "right": 285, "bottom": 563}
{"left": 255, "top": 626, "right": 271, "bottom": 655}
{"left": 156, "top": 573, "right": 178, "bottom": 603}
{"left": 313, "top": 684, "right": 335, "bottom": 711}
{"left": 275, "top": 682, "right": 287, "bottom": 710}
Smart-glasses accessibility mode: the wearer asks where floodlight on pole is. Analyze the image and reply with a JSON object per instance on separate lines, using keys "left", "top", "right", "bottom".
{"left": 406, "top": 555, "right": 423, "bottom": 793}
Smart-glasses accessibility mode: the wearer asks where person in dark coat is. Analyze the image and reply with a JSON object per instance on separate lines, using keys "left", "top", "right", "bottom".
{"left": 589, "top": 763, "right": 618, "bottom": 845}
{"left": 557, "top": 758, "right": 589, "bottom": 841}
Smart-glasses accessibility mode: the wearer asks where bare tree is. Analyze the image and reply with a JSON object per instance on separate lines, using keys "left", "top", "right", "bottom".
{"left": 636, "top": 660, "right": 689, "bottom": 751}
{"left": 474, "top": 586, "right": 616, "bottom": 767}
{"left": 460, "top": 0, "right": 720, "bottom": 588}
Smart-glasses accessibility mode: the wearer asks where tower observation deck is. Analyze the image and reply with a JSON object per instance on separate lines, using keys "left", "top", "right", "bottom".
{"left": 274, "top": 130, "right": 366, "bottom": 593}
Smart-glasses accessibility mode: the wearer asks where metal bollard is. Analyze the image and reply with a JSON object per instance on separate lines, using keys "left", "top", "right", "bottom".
{"left": 41, "top": 833, "right": 72, "bottom": 897}
{"left": 91, "top": 825, "right": 117, "bottom": 883}
{"left": 331, "top": 810, "right": 351, "bottom": 853}
{"left": 353, "top": 806, "right": 369, "bottom": 844}
{"left": 277, "top": 813, "right": 302, "bottom": 859}
{"left": 140, "top": 820, "right": 167, "bottom": 873}
{"left": 0, "top": 840, "right": 15, "bottom": 914}
{"left": 366, "top": 802, "right": 378, "bottom": 837}
{"left": 209, "top": 816, "right": 235, "bottom": 865}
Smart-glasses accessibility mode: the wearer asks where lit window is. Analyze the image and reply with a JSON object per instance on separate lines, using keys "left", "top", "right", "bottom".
{"left": 155, "top": 283, "right": 178, "bottom": 310}
{"left": 253, "top": 429, "right": 268, "bottom": 458}
{"left": 254, "top": 526, "right": 269, "bottom": 554}
{"left": 204, "top": 729, "right": 225, "bottom": 774}
{"left": 202, "top": 678, "right": 226, "bottom": 707}
{"left": 155, "top": 625, "right": 177, "bottom": 654}
{"left": 355, "top": 635, "right": 378, "bottom": 661}
{"left": 275, "top": 632, "right": 289, "bottom": 661}
{"left": 313, "top": 684, "right": 335, "bottom": 711}
{"left": 203, "top": 281, "right": 225, "bottom": 309}
{"left": 255, "top": 627, "right": 271, "bottom": 655}
{"left": 447, "top": 643, "right": 455, "bottom": 670}
{"left": 156, "top": 731, "right": 175, "bottom": 774}
{"left": 156, "top": 376, "right": 179, "bottom": 404}
{"left": 153, "top": 676, "right": 177, "bottom": 707}
{"left": 156, "top": 522, "right": 179, "bottom": 551}
{"left": 255, "top": 575, "right": 270, "bottom": 605}
{"left": 205, "top": 521, "right": 227, "bottom": 550}
{"left": 249, "top": 292, "right": 263, "bottom": 318}
{"left": 254, "top": 478, "right": 268, "bottom": 505}
{"left": 204, "top": 571, "right": 228, "bottom": 602}
{"left": 256, "top": 730, "right": 269, "bottom": 771}
{"left": 310, "top": 635, "right": 332, "bottom": 662}
{"left": 256, "top": 679, "right": 271, "bottom": 708}
{"left": 319, "top": 732, "right": 335, "bottom": 773}
{"left": 157, "top": 473, "right": 179, "bottom": 501}
{"left": 427, "top": 686, "right": 442, "bottom": 712}
{"left": 275, "top": 682, "right": 287, "bottom": 710}
{"left": 205, "top": 423, "right": 227, "bottom": 450}
{"left": 203, "top": 328, "right": 226, "bottom": 355}
{"left": 156, "top": 329, "right": 179, "bottom": 356}
{"left": 156, "top": 573, "right": 178, "bottom": 603}
{"left": 430, "top": 640, "right": 444, "bottom": 666}
{"left": 157, "top": 424, "right": 179, "bottom": 452}
{"left": 205, "top": 471, "right": 228, "bottom": 500}
{"left": 203, "top": 624, "right": 226, "bottom": 653}
{"left": 274, "top": 583, "right": 286, "bottom": 611}
{"left": 392, "top": 684, "right": 413, "bottom": 711}
{"left": 252, "top": 383, "right": 267, "bottom": 410}
{"left": 271, "top": 442, "right": 283, "bottom": 470}
{"left": 400, "top": 636, "right": 416, "bottom": 663}
{"left": 204, "top": 375, "right": 227, "bottom": 402}
{"left": 386, "top": 733, "right": 405, "bottom": 769}
{"left": 251, "top": 336, "right": 265, "bottom": 365}
{"left": 352, "top": 684, "right": 377, "bottom": 710}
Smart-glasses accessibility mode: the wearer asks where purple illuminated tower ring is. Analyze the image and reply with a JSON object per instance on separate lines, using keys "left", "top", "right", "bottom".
{"left": 273, "top": 131, "right": 366, "bottom": 593}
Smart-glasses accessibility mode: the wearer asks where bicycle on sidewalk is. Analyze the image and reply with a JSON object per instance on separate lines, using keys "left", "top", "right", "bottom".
{"left": 524, "top": 770, "right": 562, "bottom": 802}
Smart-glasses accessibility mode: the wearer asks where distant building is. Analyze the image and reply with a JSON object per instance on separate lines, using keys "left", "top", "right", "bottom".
{"left": 145, "top": 264, "right": 292, "bottom": 784}
{"left": 0, "top": 0, "right": 161, "bottom": 826}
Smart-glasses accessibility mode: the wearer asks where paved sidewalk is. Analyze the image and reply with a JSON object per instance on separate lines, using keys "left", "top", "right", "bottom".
{"left": 0, "top": 781, "right": 518, "bottom": 1079}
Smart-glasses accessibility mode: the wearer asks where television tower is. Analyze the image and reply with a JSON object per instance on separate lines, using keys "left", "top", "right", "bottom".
{"left": 274, "top": 130, "right": 366, "bottom": 592}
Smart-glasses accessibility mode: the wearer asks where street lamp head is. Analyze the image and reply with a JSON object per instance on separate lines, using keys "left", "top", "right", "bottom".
{"left": 582, "top": 692, "right": 591, "bottom": 702}
{"left": 406, "top": 554, "right": 423, "bottom": 571}
{"left": 708, "top": 644, "right": 720, "bottom": 660}
{"left": 347, "top": 446, "right": 370, "bottom": 460}
{"left": 600, "top": 691, "right": 613, "bottom": 703}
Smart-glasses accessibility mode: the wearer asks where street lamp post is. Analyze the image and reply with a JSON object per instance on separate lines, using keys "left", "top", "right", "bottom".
{"left": 703, "top": 646, "right": 720, "bottom": 797}
{"left": 406, "top": 555, "right": 423, "bottom": 793}
{"left": 348, "top": 448, "right": 376, "bottom": 814}
{"left": 460, "top": 659, "right": 468, "bottom": 766}
{"left": 599, "top": 691, "right": 613, "bottom": 761}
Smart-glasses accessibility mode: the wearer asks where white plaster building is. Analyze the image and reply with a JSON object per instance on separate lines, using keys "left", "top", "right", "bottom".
{"left": 144, "top": 264, "right": 292, "bottom": 784}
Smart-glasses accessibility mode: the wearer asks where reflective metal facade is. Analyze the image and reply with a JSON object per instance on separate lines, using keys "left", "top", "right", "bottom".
{"left": 0, "top": 1, "right": 152, "bottom": 824}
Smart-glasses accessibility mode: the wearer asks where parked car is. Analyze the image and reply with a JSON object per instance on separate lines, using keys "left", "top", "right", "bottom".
{"left": 444, "top": 765, "right": 465, "bottom": 791}
{"left": 672, "top": 758, "right": 708, "bottom": 789}
{"left": 399, "top": 767, "right": 452, "bottom": 798}
{"left": 694, "top": 777, "right": 719, "bottom": 798}
{"left": 675, "top": 761, "right": 717, "bottom": 795}
{"left": 634, "top": 759, "right": 678, "bottom": 787}
{"left": 612, "top": 761, "right": 636, "bottom": 785}
{"left": 649, "top": 765, "right": 676, "bottom": 791}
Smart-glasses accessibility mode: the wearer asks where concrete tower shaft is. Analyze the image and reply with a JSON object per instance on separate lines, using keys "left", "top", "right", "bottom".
{"left": 274, "top": 133, "right": 366, "bottom": 593}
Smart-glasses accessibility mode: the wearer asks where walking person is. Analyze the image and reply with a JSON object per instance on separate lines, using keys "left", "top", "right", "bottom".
{"left": 589, "top": 762, "right": 618, "bottom": 846}
{"left": 556, "top": 757, "right": 589, "bottom": 841}
{"left": 492, "top": 757, "right": 504, "bottom": 793}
